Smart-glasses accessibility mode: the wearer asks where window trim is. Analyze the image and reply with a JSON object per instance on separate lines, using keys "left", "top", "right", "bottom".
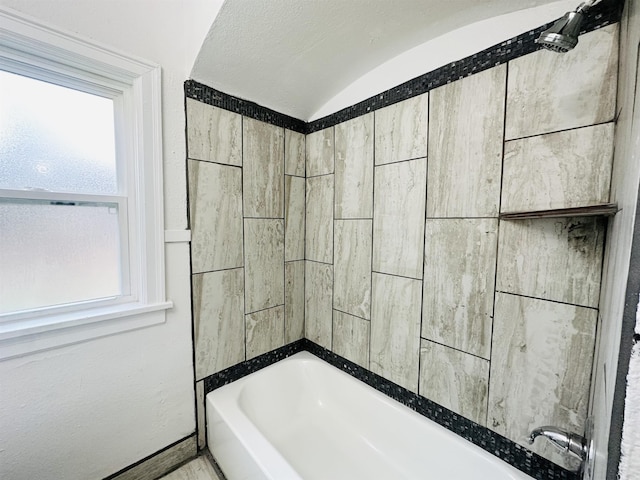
{"left": 0, "top": 7, "right": 172, "bottom": 360}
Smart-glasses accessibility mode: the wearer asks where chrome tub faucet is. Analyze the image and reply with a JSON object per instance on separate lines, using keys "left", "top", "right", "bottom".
{"left": 528, "top": 426, "right": 588, "bottom": 461}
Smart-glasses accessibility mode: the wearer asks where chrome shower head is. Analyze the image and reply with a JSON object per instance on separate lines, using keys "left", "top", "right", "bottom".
{"left": 535, "top": 2, "right": 590, "bottom": 53}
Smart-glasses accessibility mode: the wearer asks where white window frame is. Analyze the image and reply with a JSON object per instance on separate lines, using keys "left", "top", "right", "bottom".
{"left": 0, "top": 8, "right": 172, "bottom": 360}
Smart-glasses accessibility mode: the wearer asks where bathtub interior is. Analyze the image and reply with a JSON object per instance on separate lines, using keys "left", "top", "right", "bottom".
{"left": 207, "top": 352, "right": 534, "bottom": 480}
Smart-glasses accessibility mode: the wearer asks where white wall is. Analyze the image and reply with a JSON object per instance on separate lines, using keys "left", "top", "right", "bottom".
{"left": 0, "top": 1, "right": 221, "bottom": 479}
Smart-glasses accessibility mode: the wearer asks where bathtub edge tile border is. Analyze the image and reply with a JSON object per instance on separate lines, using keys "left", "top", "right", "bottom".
{"left": 202, "top": 340, "right": 579, "bottom": 480}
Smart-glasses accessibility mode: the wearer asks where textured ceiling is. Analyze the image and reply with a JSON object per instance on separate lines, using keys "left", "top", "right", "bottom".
{"left": 191, "top": 0, "right": 577, "bottom": 120}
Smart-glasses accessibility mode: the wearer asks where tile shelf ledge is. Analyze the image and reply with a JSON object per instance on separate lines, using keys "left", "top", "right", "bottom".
{"left": 499, "top": 203, "right": 619, "bottom": 220}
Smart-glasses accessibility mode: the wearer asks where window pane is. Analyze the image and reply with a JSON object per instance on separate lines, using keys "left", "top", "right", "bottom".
{"left": 0, "top": 70, "right": 117, "bottom": 194}
{"left": 0, "top": 202, "right": 122, "bottom": 314}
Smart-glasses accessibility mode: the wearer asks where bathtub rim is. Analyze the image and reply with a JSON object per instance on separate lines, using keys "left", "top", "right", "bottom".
{"left": 200, "top": 339, "right": 580, "bottom": 480}
{"left": 206, "top": 350, "right": 537, "bottom": 480}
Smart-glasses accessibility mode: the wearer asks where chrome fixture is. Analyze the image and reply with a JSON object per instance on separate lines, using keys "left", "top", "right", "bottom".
{"left": 535, "top": 0, "right": 602, "bottom": 53}
{"left": 529, "top": 426, "right": 588, "bottom": 461}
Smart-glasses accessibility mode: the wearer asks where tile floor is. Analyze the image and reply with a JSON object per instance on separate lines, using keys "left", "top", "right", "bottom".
{"left": 159, "top": 456, "right": 221, "bottom": 480}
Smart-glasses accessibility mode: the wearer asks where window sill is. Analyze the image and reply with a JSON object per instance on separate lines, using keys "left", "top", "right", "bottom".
{"left": 0, "top": 301, "right": 173, "bottom": 360}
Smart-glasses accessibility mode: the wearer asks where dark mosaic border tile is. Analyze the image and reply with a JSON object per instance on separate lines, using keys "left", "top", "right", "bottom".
{"left": 306, "top": 0, "right": 623, "bottom": 133}
{"left": 202, "top": 339, "right": 579, "bottom": 480}
{"left": 184, "top": 81, "right": 306, "bottom": 134}
{"left": 202, "top": 339, "right": 306, "bottom": 393}
{"left": 185, "top": 0, "right": 622, "bottom": 136}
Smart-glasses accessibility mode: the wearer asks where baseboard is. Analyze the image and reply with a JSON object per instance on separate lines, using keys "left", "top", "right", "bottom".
{"left": 104, "top": 434, "right": 197, "bottom": 480}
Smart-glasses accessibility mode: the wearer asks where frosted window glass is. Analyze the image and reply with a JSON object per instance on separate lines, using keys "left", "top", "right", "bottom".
{"left": 0, "top": 70, "right": 117, "bottom": 194}
{"left": 0, "top": 202, "right": 122, "bottom": 314}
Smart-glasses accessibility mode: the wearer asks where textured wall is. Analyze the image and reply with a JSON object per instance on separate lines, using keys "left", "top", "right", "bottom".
{"left": 186, "top": 99, "right": 306, "bottom": 447}
{"left": 0, "top": 2, "right": 219, "bottom": 479}
{"left": 304, "top": 24, "right": 618, "bottom": 470}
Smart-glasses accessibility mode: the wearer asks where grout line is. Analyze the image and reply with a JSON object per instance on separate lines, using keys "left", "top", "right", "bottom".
{"left": 192, "top": 265, "right": 244, "bottom": 276}
{"left": 371, "top": 269, "right": 423, "bottom": 282}
{"left": 374, "top": 155, "right": 427, "bottom": 168}
{"left": 368, "top": 111, "right": 376, "bottom": 370}
{"left": 306, "top": 258, "right": 334, "bottom": 266}
{"left": 244, "top": 303, "right": 284, "bottom": 317}
{"left": 420, "top": 337, "right": 491, "bottom": 362}
{"left": 504, "top": 119, "right": 616, "bottom": 143}
{"left": 418, "top": 91, "right": 430, "bottom": 396}
{"left": 244, "top": 303, "right": 286, "bottom": 316}
{"left": 184, "top": 98, "right": 201, "bottom": 451}
{"left": 283, "top": 128, "right": 288, "bottom": 347}
{"left": 241, "top": 115, "right": 247, "bottom": 362}
{"left": 486, "top": 63, "right": 509, "bottom": 425}
{"left": 333, "top": 307, "right": 371, "bottom": 323}
{"left": 495, "top": 290, "right": 599, "bottom": 310}
{"left": 302, "top": 131, "right": 307, "bottom": 342}
{"left": 187, "top": 158, "right": 242, "bottom": 169}
{"left": 330, "top": 125, "right": 336, "bottom": 351}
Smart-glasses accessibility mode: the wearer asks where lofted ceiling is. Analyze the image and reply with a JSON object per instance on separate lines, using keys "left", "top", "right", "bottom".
{"left": 191, "top": 0, "right": 577, "bottom": 121}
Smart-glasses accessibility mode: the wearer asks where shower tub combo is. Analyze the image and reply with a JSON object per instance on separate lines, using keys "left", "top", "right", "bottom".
{"left": 206, "top": 352, "right": 533, "bottom": 480}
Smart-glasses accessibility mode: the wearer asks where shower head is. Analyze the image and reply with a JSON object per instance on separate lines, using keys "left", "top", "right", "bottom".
{"left": 535, "top": 2, "right": 591, "bottom": 53}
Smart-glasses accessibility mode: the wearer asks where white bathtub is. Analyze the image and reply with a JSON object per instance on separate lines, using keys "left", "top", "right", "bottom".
{"left": 206, "top": 351, "right": 534, "bottom": 480}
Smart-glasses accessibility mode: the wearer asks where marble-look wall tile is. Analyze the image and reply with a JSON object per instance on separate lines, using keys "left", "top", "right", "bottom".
{"left": 427, "top": 65, "right": 505, "bottom": 218}
{"left": 285, "top": 260, "right": 305, "bottom": 343}
{"left": 285, "top": 129, "right": 305, "bottom": 177}
{"left": 334, "top": 220, "right": 372, "bottom": 319}
{"left": 419, "top": 340, "right": 489, "bottom": 426}
{"left": 505, "top": 24, "right": 618, "bottom": 140}
{"left": 373, "top": 158, "right": 427, "bottom": 279}
{"left": 246, "top": 305, "right": 285, "bottom": 359}
{"left": 422, "top": 219, "right": 497, "bottom": 359}
{"left": 335, "top": 113, "right": 374, "bottom": 218}
{"left": 186, "top": 98, "right": 241, "bottom": 166}
{"left": 243, "top": 117, "right": 284, "bottom": 218}
{"left": 497, "top": 217, "right": 605, "bottom": 308}
{"left": 306, "top": 127, "right": 334, "bottom": 177}
{"left": 333, "top": 310, "right": 370, "bottom": 369}
{"left": 285, "top": 175, "right": 305, "bottom": 261}
{"left": 195, "top": 381, "right": 206, "bottom": 449}
{"left": 370, "top": 273, "right": 422, "bottom": 392}
{"left": 306, "top": 175, "right": 334, "bottom": 264}
{"left": 502, "top": 123, "right": 614, "bottom": 213}
{"left": 305, "top": 261, "right": 333, "bottom": 349}
{"left": 489, "top": 293, "right": 597, "bottom": 469}
{"left": 192, "top": 268, "right": 245, "bottom": 380}
{"left": 244, "top": 219, "right": 284, "bottom": 313}
{"left": 374, "top": 93, "right": 428, "bottom": 165}
{"left": 189, "top": 160, "right": 243, "bottom": 273}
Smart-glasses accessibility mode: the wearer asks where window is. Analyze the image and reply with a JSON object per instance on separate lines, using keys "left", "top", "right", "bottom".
{"left": 0, "top": 8, "right": 171, "bottom": 359}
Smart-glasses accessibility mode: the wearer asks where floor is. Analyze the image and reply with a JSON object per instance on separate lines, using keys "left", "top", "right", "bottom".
{"left": 159, "top": 456, "right": 221, "bottom": 480}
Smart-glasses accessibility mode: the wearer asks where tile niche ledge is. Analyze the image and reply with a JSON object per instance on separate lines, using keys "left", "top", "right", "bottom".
{"left": 499, "top": 203, "right": 618, "bottom": 220}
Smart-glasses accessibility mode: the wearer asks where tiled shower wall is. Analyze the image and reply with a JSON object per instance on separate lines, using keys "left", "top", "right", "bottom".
{"left": 186, "top": 102, "right": 306, "bottom": 448}
{"left": 305, "top": 24, "right": 618, "bottom": 470}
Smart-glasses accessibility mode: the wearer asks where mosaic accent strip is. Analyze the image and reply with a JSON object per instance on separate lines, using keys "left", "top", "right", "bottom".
{"left": 184, "top": 81, "right": 306, "bottom": 134}
{"left": 185, "top": 0, "right": 621, "bottom": 136}
{"left": 306, "top": 1, "right": 621, "bottom": 133}
{"left": 202, "top": 339, "right": 579, "bottom": 480}
{"left": 203, "top": 339, "right": 306, "bottom": 392}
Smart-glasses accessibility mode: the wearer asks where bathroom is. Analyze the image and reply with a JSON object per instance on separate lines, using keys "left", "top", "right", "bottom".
{"left": 0, "top": 0, "right": 639, "bottom": 479}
